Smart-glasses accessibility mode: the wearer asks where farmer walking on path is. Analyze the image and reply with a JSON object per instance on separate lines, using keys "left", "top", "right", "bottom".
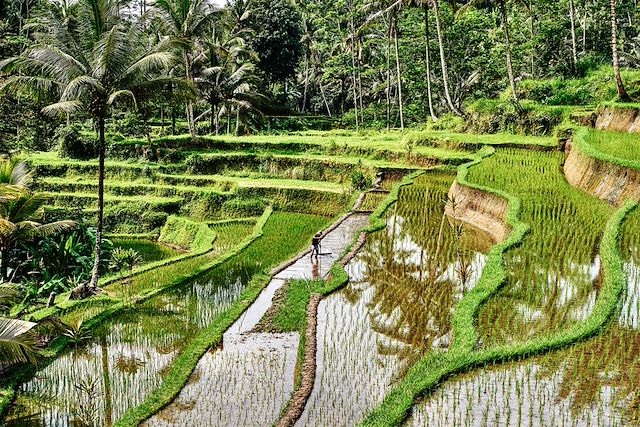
{"left": 310, "top": 232, "right": 322, "bottom": 258}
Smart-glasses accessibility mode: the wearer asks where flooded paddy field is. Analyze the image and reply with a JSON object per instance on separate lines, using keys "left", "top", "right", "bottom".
{"left": 145, "top": 214, "right": 370, "bottom": 426}
{"left": 297, "top": 172, "right": 492, "bottom": 426}
{"left": 467, "top": 149, "right": 613, "bottom": 347}
{"left": 4, "top": 212, "right": 327, "bottom": 426}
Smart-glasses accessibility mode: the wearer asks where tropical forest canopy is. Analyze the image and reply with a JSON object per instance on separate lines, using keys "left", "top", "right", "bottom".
{"left": 0, "top": 0, "right": 639, "bottom": 153}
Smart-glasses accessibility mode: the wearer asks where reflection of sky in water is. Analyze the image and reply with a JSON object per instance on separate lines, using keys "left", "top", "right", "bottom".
{"left": 410, "top": 363, "right": 626, "bottom": 427}
{"left": 7, "top": 274, "right": 246, "bottom": 427}
{"left": 298, "top": 198, "right": 490, "bottom": 426}
{"left": 621, "top": 258, "right": 640, "bottom": 328}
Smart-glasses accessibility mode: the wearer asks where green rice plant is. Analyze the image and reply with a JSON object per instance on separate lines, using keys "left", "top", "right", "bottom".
{"left": 467, "top": 149, "right": 612, "bottom": 346}
{"left": 582, "top": 128, "right": 640, "bottom": 165}
{"left": 360, "top": 146, "right": 634, "bottom": 427}
{"left": 112, "top": 239, "right": 177, "bottom": 264}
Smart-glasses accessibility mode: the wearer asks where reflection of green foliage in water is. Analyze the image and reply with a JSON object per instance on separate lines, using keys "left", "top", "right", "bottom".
{"left": 468, "top": 149, "right": 613, "bottom": 347}
{"left": 412, "top": 193, "right": 640, "bottom": 426}
{"left": 354, "top": 172, "right": 489, "bottom": 368}
{"left": 5, "top": 211, "right": 329, "bottom": 426}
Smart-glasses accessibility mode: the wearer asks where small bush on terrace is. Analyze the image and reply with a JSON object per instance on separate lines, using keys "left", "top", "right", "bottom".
{"left": 56, "top": 124, "right": 98, "bottom": 160}
{"left": 221, "top": 197, "right": 267, "bottom": 218}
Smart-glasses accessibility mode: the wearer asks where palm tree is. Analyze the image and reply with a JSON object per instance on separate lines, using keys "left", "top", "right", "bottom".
{"left": 153, "top": 0, "right": 220, "bottom": 139}
{"left": 196, "top": 35, "right": 261, "bottom": 135}
{"left": 364, "top": 0, "right": 406, "bottom": 129}
{"left": 1, "top": 0, "right": 179, "bottom": 292}
{"left": 0, "top": 192, "right": 76, "bottom": 281}
{"left": 609, "top": 0, "right": 631, "bottom": 101}
{"left": 460, "top": 0, "right": 520, "bottom": 104}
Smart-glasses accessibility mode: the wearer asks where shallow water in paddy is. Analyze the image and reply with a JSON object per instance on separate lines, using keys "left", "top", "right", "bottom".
{"left": 297, "top": 173, "right": 491, "bottom": 426}
{"left": 144, "top": 214, "right": 370, "bottom": 426}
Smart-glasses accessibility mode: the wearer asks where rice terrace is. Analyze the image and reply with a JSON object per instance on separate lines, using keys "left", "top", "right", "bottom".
{"left": 2, "top": 0, "right": 640, "bottom": 426}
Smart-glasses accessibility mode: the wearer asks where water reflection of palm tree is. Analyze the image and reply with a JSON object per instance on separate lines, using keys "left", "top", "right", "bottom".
{"left": 350, "top": 177, "right": 482, "bottom": 366}
{"left": 534, "top": 327, "right": 640, "bottom": 423}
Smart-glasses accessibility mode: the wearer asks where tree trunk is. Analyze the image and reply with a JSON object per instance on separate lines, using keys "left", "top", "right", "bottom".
{"left": 1, "top": 248, "right": 8, "bottom": 281}
{"left": 393, "top": 23, "right": 404, "bottom": 130}
{"left": 610, "top": 0, "right": 631, "bottom": 101}
{"left": 424, "top": 2, "right": 437, "bottom": 121}
{"left": 160, "top": 108, "right": 165, "bottom": 135}
{"left": 433, "top": 0, "right": 462, "bottom": 116}
{"left": 569, "top": 0, "right": 578, "bottom": 71}
{"left": 350, "top": 19, "right": 359, "bottom": 131}
{"left": 89, "top": 114, "right": 105, "bottom": 289}
{"left": 499, "top": 0, "right": 519, "bottom": 104}
{"left": 582, "top": 1, "right": 587, "bottom": 53}
{"left": 235, "top": 108, "right": 240, "bottom": 136}
{"left": 320, "top": 84, "right": 332, "bottom": 117}
{"left": 386, "top": 24, "right": 392, "bottom": 130}
{"left": 214, "top": 102, "right": 218, "bottom": 135}
{"left": 184, "top": 52, "right": 197, "bottom": 140}
{"left": 301, "top": 53, "right": 309, "bottom": 113}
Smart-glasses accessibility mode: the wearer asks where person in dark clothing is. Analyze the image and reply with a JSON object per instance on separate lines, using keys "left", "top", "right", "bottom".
{"left": 311, "top": 232, "right": 322, "bottom": 258}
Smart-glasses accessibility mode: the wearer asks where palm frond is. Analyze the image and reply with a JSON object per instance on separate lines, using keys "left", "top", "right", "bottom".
{"left": 107, "top": 90, "right": 137, "bottom": 107}
{"left": 0, "top": 318, "right": 39, "bottom": 365}
{"left": 32, "top": 220, "right": 77, "bottom": 238}
{"left": 60, "top": 75, "right": 104, "bottom": 101}
{"left": 0, "top": 285, "right": 21, "bottom": 311}
{"left": 123, "top": 52, "right": 174, "bottom": 78}
{"left": 11, "top": 193, "right": 50, "bottom": 223}
{"left": 42, "top": 100, "right": 84, "bottom": 117}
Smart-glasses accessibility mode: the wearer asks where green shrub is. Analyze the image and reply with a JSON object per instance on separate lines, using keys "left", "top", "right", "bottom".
{"left": 220, "top": 197, "right": 267, "bottom": 218}
{"left": 103, "top": 203, "right": 168, "bottom": 233}
{"left": 112, "top": 111, "right": 146, "bottom": 137}
{"left": 56, "top": 124, "right": 98, "bottom": 160}
{"left": 179, "top": 193, "right": 229, "bottom": 220}
{"left": 351, "top": 170, "right": 371, "bottom": 190}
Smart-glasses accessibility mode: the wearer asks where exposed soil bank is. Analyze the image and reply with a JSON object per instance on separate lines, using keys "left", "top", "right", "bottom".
{"left": 595, "top": 106, "right": 640, "bottom": 133}
{"left": 446, "top": 182, "right": 510, "bottom": 243}
{"left": 564, "top": 141, "right": 640, "bottom": 205}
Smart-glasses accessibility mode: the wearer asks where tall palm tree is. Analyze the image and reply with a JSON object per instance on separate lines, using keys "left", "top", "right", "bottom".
{"left": 609, "top": 0, "right": 631, "bottom": 101}
{"left": 153, "top": 0, "right": 220, "bottom": 139}
{"left": 0, "top": 192, "right": 76, "bottom": 281}
{"left": 1, "top": 0, "right": 179, "bottom": 292}
{"left": 364, "top": 0, "right": 406, "bottom": 129}
{"left": 432, "top": 0, "right": 462, "bottom": 115}
{"left": 195, "top": 35, "right": 261, "bottom": 135}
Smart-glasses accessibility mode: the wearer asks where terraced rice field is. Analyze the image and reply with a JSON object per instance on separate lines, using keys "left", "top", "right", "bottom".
{"left": 6, "top": 127, "right": 640, "bottom": 427}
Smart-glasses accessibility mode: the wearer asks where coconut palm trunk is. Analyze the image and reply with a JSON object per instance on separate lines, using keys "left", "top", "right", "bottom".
{"left": 423, "top": 1, "right": 437, "bottom": 121}
{"left": 386, "top": 24, "right": 392, "bottom": 130}
{"left": 350, "top": 18, "right": 359, "bottom": 131}
{"left": 393, "top": 23, "right": 404, "bottom": 130}
{"left": 569, "top": 0, "right": 578, "bottom": 70}
{"left": 89, "top": 114, "right": 106, "bottom": 289}
{"left": 610, "top": 0, "right": 631, "bottom": 101}
{"left": 432, "top": 0, "right": 462, "bottom": 116}
{"left": 184, "top": 52, "right": 197, "bottom": 139}
{"left": 498, "top": 0, "right": 519, "bottom": 104}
